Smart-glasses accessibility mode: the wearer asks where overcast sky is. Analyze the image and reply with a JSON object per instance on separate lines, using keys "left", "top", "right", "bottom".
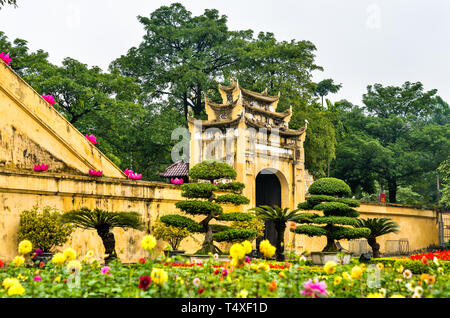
{"left": 1, "top": 0, "right": 449, "bottom": 105}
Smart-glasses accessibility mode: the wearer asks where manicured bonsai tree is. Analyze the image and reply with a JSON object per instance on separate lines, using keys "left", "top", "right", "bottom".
{"left": 292, "top": 178, "right": 371, "bottom": 252}
{"left": 152, "top": 220, "right": 191, "bottom": 251}
{"left": 161, "top": 160, "right": 257, "bottom": 254}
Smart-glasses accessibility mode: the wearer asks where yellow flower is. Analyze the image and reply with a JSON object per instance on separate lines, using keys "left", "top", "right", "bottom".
{"left": 334, "top": 276, "right": 342, "bottom": 285}
{"left": 351, "top": 266, "right": 363, "bottom": 279}
{"left": 323, "top": 261, "right": 337, "bottom": 274}
{"left": 279, "top": 271, "right": 286, "bottom": 278}
{"left": 360, "top": 263, "right": 366, "bottom": 271}
{"left": 176, "top": 277, "right": 184, "bottom": 284}
{"left": 151, "top": 268, "right": 168, "bottom": 286}
{"left": 85, "top": 250, "right": 94, "bottom": 258}
{"left": 242, "top": 241, "right": 253, "bottom": 255}
{"left": 230, "top": 243, "right": 246, "bottom": 261}
{"left": 54, "top": 276, "right": 61, "bottom": 283}
{"left": 18, "top": 240, "right": 33, "bottom": 255}
{"left": 2, "top": 278, "right": 20, "bottom": 289}
{"left": 63, "top": 248, "right": 77, "bottom": 261}
{"left": 51, "top": 253, "right": 66, "bottom": 265}
{"left": 66, "top": 260, "right": 82, "bottom": 274}
{"left": 342, "top": 272, "right": 352, "bottom": 281}
{"left": 238, "top": 290, "right": 249, "bottom": 298}
{"left": 12, "top": 256, "right": 25, "bottom": 267}
{"left": 141, "top": 235, "right": 157, "bottom": 251}
{"left": 390, "top": 294, "right": 405, "bottom": 298}
{"left": 250, "top": 264, "right": 258, "bottom": 271}
{"left": 7, "top": 283, "right": 25, "bottom": 296}
{"left": 259, "top": 240, "right": 276, "bottom": 258}
{"left": 366, "top": 292, "right": 383, "bottom": 298}
{"left": 396, "top": 265, "right": 404, "bottom": 273}
{"left": 376, "top": 263, "right": 384, "bottom": 271}
{"left": 17, "top": 274, "right": 28, "bottom": 281}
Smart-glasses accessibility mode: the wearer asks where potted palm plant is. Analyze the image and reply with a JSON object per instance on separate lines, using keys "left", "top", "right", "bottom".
{"left": 355, "top": 218, "right": 400, "bottom": 258}
{"left": 60, "top": 208, "right": 144, "bottom": 264}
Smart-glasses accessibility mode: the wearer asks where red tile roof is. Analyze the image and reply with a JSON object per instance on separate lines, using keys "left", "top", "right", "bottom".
{"left": 158, "top": 160, "right": 189, "bottom": 178}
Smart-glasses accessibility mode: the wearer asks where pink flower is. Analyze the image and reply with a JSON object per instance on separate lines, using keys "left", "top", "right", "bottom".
{"left": 245, "top": 256, "right": 251, "bottom": 263}
{"left": 89, "top": 169, "right": 103, "bottom": 177}
{"left": 193, "top": 278, "right": 201, "bottom": 287}
{"left": 101, "top": 266, "right": 111, "bottom": 275}
{"left": 0, "top": 52, "right": 12, "bottom": 65}
{"left": 124, "top": 169, "right": 133, "bottom": 177}
{"left": 34, "top": 164, "right": 49, "bottom": 172}
{"left": 171, "top": 178, "right": 183, "bottom": 185}
{"left": 129, "top": 173, "right": 142, "bottom": 180}
{"left": 301, "top": 278, "right": 327, "bottom": 298}
{"left": 34, "top": 276, "right": 42, "bottom": 282}
{"left": 222, "top": 269, "right": 228, "bottom": 277}
{"left": 85, "top": 134, "right": 98, "bottom": 145}
{"left": 42, "top": 94, "right": 56, "bottom": 106}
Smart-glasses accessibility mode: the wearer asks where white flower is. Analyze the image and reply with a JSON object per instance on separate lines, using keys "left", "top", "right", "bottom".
{"left": 299, "top": 256, "right": 307, "bottom": 262}
{"left": 405, "top": 282, "right": 415, "bottom": 292}
{"left": 433, "top": 257, "right": 439, "bottom": 266}
{"left": 412, "top": 292, "right": 421, "bottom": 298}
{"left": 379, "top": 288, "right": 387, "bottom": 297}
{"left": 213, "top": 253, "right": 219, "bottom": 260}
{"left": 414, "top": 286, "right": 423, "bottom": 295}
{"left": 403, "top": 269, "right": 412, "bottom": 279}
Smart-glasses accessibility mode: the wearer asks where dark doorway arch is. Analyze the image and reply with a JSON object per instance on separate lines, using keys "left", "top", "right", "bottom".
{"left": 256, "top": 170, "right": 282, "bottom": 249}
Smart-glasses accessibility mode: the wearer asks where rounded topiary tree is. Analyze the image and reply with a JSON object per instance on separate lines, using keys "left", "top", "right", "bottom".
{"left": 292, "top": 178, "right": 371, "bottom": 252}
{"left": 161, "top": 160, "right": 257, "bottom": 254}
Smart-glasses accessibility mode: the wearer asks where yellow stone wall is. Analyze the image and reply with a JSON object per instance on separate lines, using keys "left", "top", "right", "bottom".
{"left": 0, "top": 170, "right": 439, "bottom": 262}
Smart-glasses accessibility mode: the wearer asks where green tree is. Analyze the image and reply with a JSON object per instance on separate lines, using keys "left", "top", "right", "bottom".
{"left": 111, "top": 3, "right": 251, "bottom": 119}
{"left": 60, "top": 208, "right": 144, "bottom": 264}
{"left": 250, "top": 206, "right": 301, "bottom": 261}
{"left": 161, "top": 161, "right": 256, "bottom": 254}
{"left": 293, "top": 178, "right": 371, "bottom": 252}
{"left": 355, "top": 218, "right": 400, "bottom": 258}
{"left": 314, "top": 79, "right": 342, "bottom": 107}
{"left": 438, "top": 157, "right": 450, "bottom": 208}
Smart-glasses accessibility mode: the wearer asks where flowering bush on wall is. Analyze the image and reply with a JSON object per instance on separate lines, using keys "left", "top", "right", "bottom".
{"left": 0, "top": 52, "right": 12, "bottom": 65}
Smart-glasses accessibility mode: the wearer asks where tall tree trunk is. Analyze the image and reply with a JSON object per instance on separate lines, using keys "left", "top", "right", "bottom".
{"left": 388, "top": 179, "right": 397, "bottom": 203}
{"left": 322, "top": 236, "right": 338, "bottom": 252}
{"left": 202, "top": 226, "right": 215, "bottom": 254}
{"left": 98, "top": 230, "right": 117, "bottom": 264}
{"left": 274, "top": 222, "right": 286, "bottom": 261}
{"left": 367, "top": 237, "right": 381, "bottom": 258}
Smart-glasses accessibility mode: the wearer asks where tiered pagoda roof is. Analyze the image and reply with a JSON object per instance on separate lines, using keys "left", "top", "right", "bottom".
{"left": 188, "top": 79, "right": 306, "bottom": 138}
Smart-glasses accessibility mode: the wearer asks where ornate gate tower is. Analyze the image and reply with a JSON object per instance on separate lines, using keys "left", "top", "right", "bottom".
{"left": 188, "top": 80, "right": 312, "bottom": 210}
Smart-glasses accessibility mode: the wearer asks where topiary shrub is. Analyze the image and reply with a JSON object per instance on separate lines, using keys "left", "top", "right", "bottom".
{"left": 293, "top": 178, "right": 370, "bottom": 252}
{"left": 152, "top": 220, "right": 191, "bottom": 251}
{"left": 161, "top": 160, "right": 256, "bottom": 254}
{"left": 17, "top": 206, "right": 73, "bottom": 253}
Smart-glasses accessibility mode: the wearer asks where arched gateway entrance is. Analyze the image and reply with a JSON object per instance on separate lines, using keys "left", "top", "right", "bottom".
{"left": 256, "top": 169, "right": 282, "bottom": 248}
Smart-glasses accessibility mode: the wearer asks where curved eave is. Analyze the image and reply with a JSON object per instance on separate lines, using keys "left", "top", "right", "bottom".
{"left": 188, "top": 115, "right": 242, "bottom": 128}
{"left": 241, "top": 88, "right": 280, "bottom": 103}
{"left": 245, "top": 117, "right": 305, "bottom": 137}
{"left": 206, "top": 98, "right": 239, "bottom": 110}
{"left": 244, "top": 102, "right": 291, "bottom": 119}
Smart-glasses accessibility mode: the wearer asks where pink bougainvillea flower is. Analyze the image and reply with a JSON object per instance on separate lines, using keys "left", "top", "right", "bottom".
{"left": 124, "top": 169, "right": 133, "bottom": 177}
{"left": 0, "top": 52, "right": 12, "bottom": 65}
{"left": 301, "top": 278, "right": 328, "bottom": 298}
{"left": 89, "top": 169, "right": 103, "bottom": 177}
{"left": 34, "top": 164, "right": 49, "bottom": 172}
{"left": 85, "top": 134, "right": 98, "bottom": 145}
{"left": 42, "top": 94, "right": 56, "bottom": 106}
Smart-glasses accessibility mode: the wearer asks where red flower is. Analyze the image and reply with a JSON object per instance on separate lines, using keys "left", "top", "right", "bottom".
{"left": 138, "top": 276, "right": 151, "bottom": 290}
{"left": 214, "top": 269, "right": 220, "bottom": 275}
{"left": 198, "top": 288, "right": 205, "bottom": 295}
{"left": 39, "top": 261, "right": 45, "bottom": 268}
{"left": 0, "top": 259, "right": 4, "bottom": 268}
{"left": 421, "top": 256, "right": 429, "bottom": 265}
{"left": 139, "top": 258, "right": 146, "bottom": 264}
{"left": 268, "top": 280, "right": 277, "bottom": 292}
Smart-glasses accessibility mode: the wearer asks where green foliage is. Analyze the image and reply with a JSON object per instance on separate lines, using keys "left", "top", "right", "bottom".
{"left": 306, "top": 195, "right": 337, "bottom": 206}
{"left": 314, "top": 79, "right": 342, "bottom": 107}
{"left": 60, "top": 208, "right": 144, "bottom": 232}
{"left": 214, "top": 194, "right": 250, "bottom": 206}
{"left": 216, "top": 212, "right": 254, "bottom": 222}
{"left": 160, "top": 215, "right": 203, "bottom": 233}
{"left": 312, "top": 216, "right": 359, "bottom": 226}
{"left": 328, "top": 226, "right": 371, "bottom": 240}
{"left": 175, "top": 200, "right": 223, "bottom": 216}
{"left": 216, "top": 182, "right": 245, "bottom": 193}
{"left": 438, "top": 157, "right": 450, "bottom": 208}
{"left": 393, "top": 259, "right": 429, "bottom": 274}
{"left": 188, "top": 161, "right": 237, "bottom": 182}
{"left": 308, "top": 178, "right": 352, "bottom": 197}
{"left": 232, "top": 218, "right": 265, "bottom": 238}
{"left": 337, "top": 198, "right": 360, "bottom": 207}
{"left": 181, "top": 183, "right": 216, "bottom": 199}
{"left": 292, "top": 213, "right": 320, "bottom": 224}
{"left": 293, "top": 225, "right": 327, "bottom": 237}
{"left": 17, "top": 206, "right": 73, "bottom": 253}
{"left": 152, "top": 220, "right": 191, "bottom": 250}
{"left": 314, "top": 202, "right": 360, "bottom": 217}
{"left": 212, "top": 228, "right": 257, "bottom": 243}
{"left": 297, "top": 201, "right": 314, "bottom": 210}
{"left": 355, "top": 218, "right": 400, "bottom": 239}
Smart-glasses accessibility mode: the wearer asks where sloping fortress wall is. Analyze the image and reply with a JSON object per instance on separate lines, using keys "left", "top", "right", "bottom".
{"left": 0, "top": 60, "right": 439, "bottom": 262}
